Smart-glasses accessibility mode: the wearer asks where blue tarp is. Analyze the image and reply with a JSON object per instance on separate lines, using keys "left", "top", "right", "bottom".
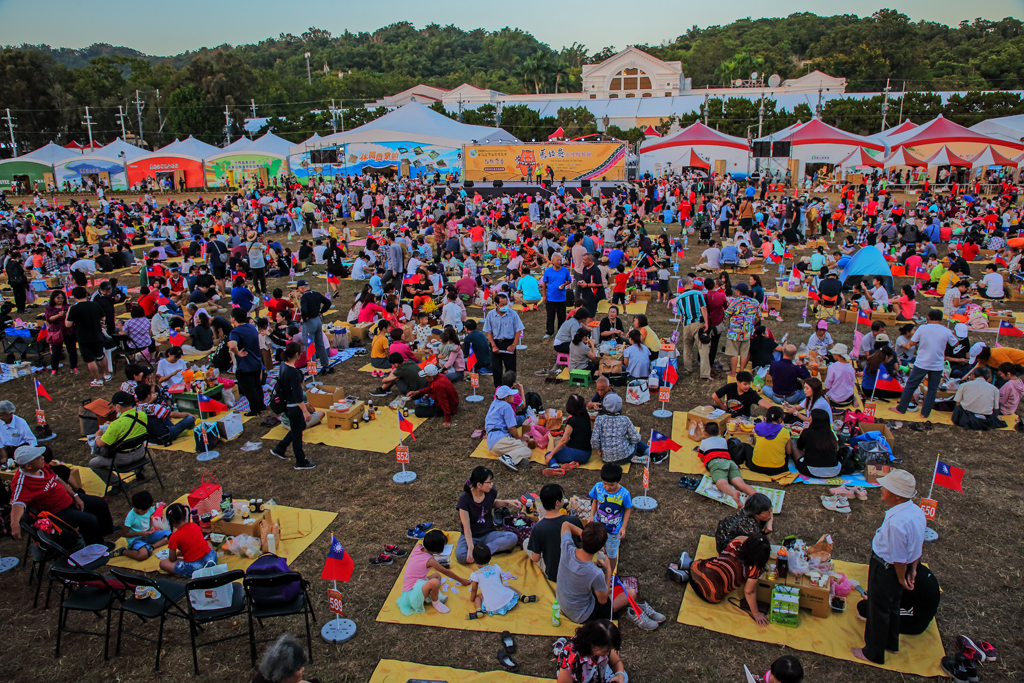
{"left": 839, "top": 247, "right": 894, "bottom": 293}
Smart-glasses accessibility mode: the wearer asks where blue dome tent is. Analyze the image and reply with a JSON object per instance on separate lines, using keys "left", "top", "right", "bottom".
{"left": 839, "top": 247, "right": 894, "bottom": 293}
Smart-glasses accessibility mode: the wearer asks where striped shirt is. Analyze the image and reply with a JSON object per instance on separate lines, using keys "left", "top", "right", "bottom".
{"left": 676, "top": 290, "right": 707, "bottom": 326}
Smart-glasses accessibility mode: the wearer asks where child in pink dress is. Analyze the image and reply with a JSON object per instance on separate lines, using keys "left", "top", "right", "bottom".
{"left": 396, "top": 530, "right": 470, "bottom": 616}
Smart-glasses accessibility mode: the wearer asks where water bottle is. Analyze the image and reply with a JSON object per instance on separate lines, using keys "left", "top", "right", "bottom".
{"left": 552, "top": 599, "right": 561, "bottom": 626}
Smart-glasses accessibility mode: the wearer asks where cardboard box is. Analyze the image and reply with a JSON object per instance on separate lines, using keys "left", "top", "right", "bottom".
{"left": 634, "top": 290, "right": 652, "bottom": 302}
{"left": 215, "top": 412, "right": 244, "bottom": 441}
{"left": 988, "top": 314, "right": 1015, "bottom": 328}
{"left": 765, "top": 296, "right": 782, "bottom": 312}
{"left": 870, "top": 310, "right": 897, "bottom": 326}
{"left": 756, "top": 568, "right": 831, "bottom": 618}
{"left": 325, "top": 400, "right": 365, "bottom": 430}
{"left": 344, "top": 322, "right": 372, "bottom": 343}
{"left": 858, "top": 424, "right": 895, "bottom": 483}
{"left": 211, "top": 508, "right": 268, "bottom": 538}
{"left": 307, "top": 385, "right": 346, "bottom": 410}
{"left": 685, "top": 406, "right": 729, "bottom": 439}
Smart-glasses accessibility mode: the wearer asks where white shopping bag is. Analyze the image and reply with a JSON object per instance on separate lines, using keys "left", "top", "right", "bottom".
{"left": 626, "top": 380, "right": 650, "bottom": 405}
{"left": 188, "top": 561, "right": 233, "bottom": 611}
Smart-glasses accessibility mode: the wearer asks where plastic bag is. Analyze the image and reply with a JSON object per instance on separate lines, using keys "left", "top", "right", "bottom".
{"left": 222, "top": 533, "right": 261, "bottom": 558}
{"left": 788, "top": 548, "right": 809, "bottom": 577}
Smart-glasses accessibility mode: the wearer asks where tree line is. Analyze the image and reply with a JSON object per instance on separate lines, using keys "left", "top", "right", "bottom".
{"left": 1, "top": 12, "right": 1023, "bottom": 153}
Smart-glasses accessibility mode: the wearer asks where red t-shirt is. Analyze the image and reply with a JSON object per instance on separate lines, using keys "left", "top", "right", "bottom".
{"left": 138, "top": 293, "right": 158, "bottom": 317}
{"left": 469, "top": 226, "right": 485, "bottom": 242}
{"left": 267, "top": 298, "right": 294, "bottom": 318}
{"left": 10, "top": 464, "right": 74, "bottom": 512}
{"left": 169, "top": 522, "right": 211, "bottom": 562}
{"left": 960, "top": 243, "right": 979, "bottom": 262}
{"left": 614, "top": 272, "right": 629, "bottom": 294}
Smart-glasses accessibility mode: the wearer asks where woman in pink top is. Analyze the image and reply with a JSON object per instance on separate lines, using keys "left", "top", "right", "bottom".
{"left": 388, "top": 328, "right": 417, "bottom": 362}
{"left": 357, "top": 296, "right": 386, "bottom": 323}
{"left": 997, "top": 363, "right": 1024, "bottom": 414}
{"left": 895, "top": 284, "right": 917, "bottom": 321}
{"left": 396, "top": 530, "right": 470, "bottom": 616}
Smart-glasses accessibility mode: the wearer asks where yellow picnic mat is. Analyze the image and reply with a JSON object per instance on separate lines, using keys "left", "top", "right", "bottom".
{"left": 597, "top": 300, "right": 647, "bottom": 315}
{"left": 181, "top": 351, "right": 212, "bottom": 362}
{"left": 376, "top": 533, "right": 579, "bottom": 637}
{"left": 677, "top": 536, "right": 945, "bottom": 678}
{"left": 76, "top": 466, "right": 109, "bottom": 497}
{"left": 261, "top": 408, "right": 426, "bottom": 453}
{"left": 357, "top": 363, "right": 386, "bottom": 373}
{"left": 668, "top": 412, "right": 798, "bottom": 484}
{"left": 148, "top": 412, "right": 254, "bottom": 453}
{"left": 106, "top": 495, "right": 337, "bottom": 574}
{"left": 869, "top": 401, "right": 1016, "bottom": 429}
{"left": 370, "top": 659, "right": 552, "bottom": 683}
{"left": 469, "top": 438, "right": 628, "bottom": 473}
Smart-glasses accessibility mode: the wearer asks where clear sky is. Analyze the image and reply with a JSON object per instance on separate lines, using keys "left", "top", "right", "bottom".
{"left": 1, "top": 0, "right": 1021, "bottom": 54}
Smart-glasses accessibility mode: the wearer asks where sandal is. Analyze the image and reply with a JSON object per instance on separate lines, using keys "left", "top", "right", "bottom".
{"left": 369, "top": 553, "right": 394, "bottom": 565}
{"left": 384, "top": 544, "right": 407, "bottom": 557}
{"left": 466, "top": 610, "right": 486, "bottom": 620}
{"left": 552, "top": 637, "right": 568, "bottom": 657}
{"left": 542, "top": 467, "right": 566, "bottom": 476}
{"left": 820, "top": 495, "right": 851, "bottom": 514}
{"left": 497, "top": 649, "right": 519, "bottom": 673}
{"left": 519, "top": 594, "right": 538, "bottom": 603}
{"left": 500, "top": 630, "right": 517, "bottom": 654}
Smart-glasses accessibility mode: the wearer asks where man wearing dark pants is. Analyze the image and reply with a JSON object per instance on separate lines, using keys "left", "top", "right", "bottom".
{"left": 852, "top": 470, "right": 925, "bottom": 665}
{"left": 893, "top": 310, "right": 957, "bottom": 417}
{"left": 541, "top": 253, "right": 572, "bottom": 339}
{"left": 297, "top": 279, "right": 333, "bottom": 376}
{"left": 483, "top": 293, "right": 524, "bottom": 388}
{"left": 228, "top": 309, "right": 266, "bottom": 416}
{"left": 703, "top": 277, "right": 728, "bottom": 370}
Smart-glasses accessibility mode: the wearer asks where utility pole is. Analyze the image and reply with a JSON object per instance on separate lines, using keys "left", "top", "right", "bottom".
{"left": 251, "top": 98, "right": 258, "bottom": 119}
{"left": 155, "top": 88, "right": 164, "bottom": 137}
{"left": 898, "top": 81, "right": 906, "bottom": 124}
{"left": 815, "top": 86, "right": 823, "bottom": 119}
{"left": 3, "top": 109, "right": 16, "bottom": 158}
{"left": 458, "top": 96, "right": 464, "bottom": 123}
{"left": 224, "top": 105, "right": 232, "bottom": 146}
{"left": 758, "top": 90, "right": 765, "bottom": 139}
{"left": 116, "top": 105, "right": 129, "bottom": 140}
{"left": 81, "top": 106, "right": 95, "bottom": 149}
{"left": 880, "top": 78, "right": 891, "bottom": 132}
{"left": 133, "top": 90, "right": 145, "bottom": 147}
{"left": 703, "top": 93, "right": 709, "bottom": 126}
{"left": 330, "top": 99, "right": 337, "bottom": 134}
{"left": 496, "top": 100, "right": 503, "bottom": 128}
{"left": 304, "top": 52, "right": 311, "bottom": 84}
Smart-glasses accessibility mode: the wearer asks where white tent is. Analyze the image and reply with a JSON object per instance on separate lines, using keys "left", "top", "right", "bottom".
{"left": 128, "top": 136, "right": 219, "bottom": 189}
{"left": 53, "top": 138, "right": 146, "bottom": 190}
{"left": 969, "top": 115, "right": 1024, "bottom": 145}
{"left": 151, "top": 136, "right": 220, "bottom": 159}
{"left": 10, "top": 142, "right": 78, "bottom": 165}
{"left": 205, "top": 132, "right": 294, "bottom": 187}
{"left": 287, "top": 102, "right": 519, "bottom": 183}
{"left": 639, "top": 121, "right": 749, "bottom": 177}
{"left": 774, "top": 118, "right": 884, "bottom": 179}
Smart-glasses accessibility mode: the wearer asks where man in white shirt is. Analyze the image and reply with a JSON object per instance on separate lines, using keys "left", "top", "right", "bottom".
{"left": 696, "top": 241, "right": 722, "bottom": 271}
{"left": 894, "top": 310, "right": 957, "bottom": 417}
{"left": 979, "top": 263, "right": 1004, "bottom": 299}
{"left": 852, "top": 469, "right": 926, "bottom": 665}
{"left": 0, "top": 401, "right": 39, "bottom": 460}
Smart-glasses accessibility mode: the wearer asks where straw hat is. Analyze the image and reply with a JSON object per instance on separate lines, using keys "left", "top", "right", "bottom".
{"left": 877, "top": 469, "right": 917, "bottom": 499}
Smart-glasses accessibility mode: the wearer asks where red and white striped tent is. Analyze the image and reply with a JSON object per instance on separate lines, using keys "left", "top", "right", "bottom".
{"left": 639, "top": 121, "right": 748, "bottom": 175}
{"left": 882, "top": 147, "right": 928, "bottom": 169}
{"left": 835, "top": 146, "right": 883, "bottom": 169}
{"left": 923, "top": 145, "right": 971, "bottom": 168}
{"left": 968, "top": 145, "right": 1018, "bottom": 170}
{"left": 642, "top": 125, "right": 661, "bottom": 138}
{"left": 547, "top": 127, "right": 565, "bottom": 141}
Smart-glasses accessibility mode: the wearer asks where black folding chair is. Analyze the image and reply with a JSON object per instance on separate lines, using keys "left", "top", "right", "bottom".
{"left": 184, "top": 569, "right": 247, "bottom": 674}
{"left": 49, "top": 567, "right": 121, "bottom": 660}
{"left": 35, "top": 527, "right": 108, "bottom": 610}
{"left": 101, "top": 433, "right": 164, "bottom": 503}
{"left": 110, "top": 568, "right": 189, "bottom": 671}
{"left": 20, "top": 517, "right": 64, "bottom": 609}
{"left": 243, "top": 571, "right": 317, "bottom": 666}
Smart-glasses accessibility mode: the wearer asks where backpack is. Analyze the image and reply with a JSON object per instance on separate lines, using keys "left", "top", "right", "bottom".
{"left": 245, "top": 553, "right": 300, "bottom": 605}
{"left": 211, "top": 341, "right": 232, "bottom": 372}
{"left": 523, "top": 392, "right": 543, "bottom": 413}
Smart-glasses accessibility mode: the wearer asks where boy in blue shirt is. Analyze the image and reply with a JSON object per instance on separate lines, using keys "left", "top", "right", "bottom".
{"left": 589, "top": 463, "right": 632, "bottom": 574}
{"left": 116, "top": 491, "right": 171, "bottom": 561}
{"left": 462, "top": 319, "right": 492, "bottom": 375}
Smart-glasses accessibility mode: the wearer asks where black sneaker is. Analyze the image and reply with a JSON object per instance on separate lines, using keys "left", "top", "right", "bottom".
{"left": 369, "top": 387, "right": 390, "bottom": 397}
{"left": 271, "top": 448, "right": 288, "bottom": 460}
{"left": 294, "top": 460, "right": 318, "bottom": 470}
{"left": 651, "top": 451, "right": 670, "bottom": 464}
{"left": 941, "top": 656, "right": 969, "bottom": 683}
{"left": 954, "top": 653, "right": 979, "bottom": 683}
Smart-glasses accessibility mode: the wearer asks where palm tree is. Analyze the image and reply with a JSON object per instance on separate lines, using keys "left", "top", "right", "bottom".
{"left": 552, "top": 58, "right": 572, "bottom": 93}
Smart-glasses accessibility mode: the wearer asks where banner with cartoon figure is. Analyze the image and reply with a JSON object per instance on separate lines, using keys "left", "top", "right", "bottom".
{"left": 205, "top": 154, "right": 287, "bottom": 187}
{"left": 463, "top": 143, "right": 627, "bottom": 182}
{"left": 288, "top": 141, "right": 462, "bottom": 184}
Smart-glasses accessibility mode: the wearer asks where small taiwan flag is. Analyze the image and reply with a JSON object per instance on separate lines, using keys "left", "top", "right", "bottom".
{"left": 327, "top": 272, "right": 340, "bottom": 285}
{"left": 662, "top": 363, "right": 678, "bottom": 387}
{"left": 169, "top": 331, "right": 188, "bottom": 347}
{"left": 197, "top": 393, "right": 229, "bottom": 414}
{"left": 35, "top": 379, "right": 52, "bottom": 402}
{"left": 999, "top": 321, "right": 1023, "bottom": 338}
{"left": 807, "top": 283, "right": 820, "bottom": 301}
{"left": 466, "top": 346, "right": 477, "bottom": 372}
{"left": 650, "top": 430, "right": 681, "bottom": 453}
{"left": 857, "top": 310, "right": 871, "bottom": 327}
{"left": 321, "top": 535, "right": 355, "bottom": 582}
{"left": 398, "top": 412, "right": 416, "bottom": 441}
{"left": 874, "top": 365, "right": 904, "bottom": 393}
{"left": 402, "top": 273, "right": 419, "bottom": 286}
{"left": 934, "top": 461, "right": 965, "bottom": 493}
